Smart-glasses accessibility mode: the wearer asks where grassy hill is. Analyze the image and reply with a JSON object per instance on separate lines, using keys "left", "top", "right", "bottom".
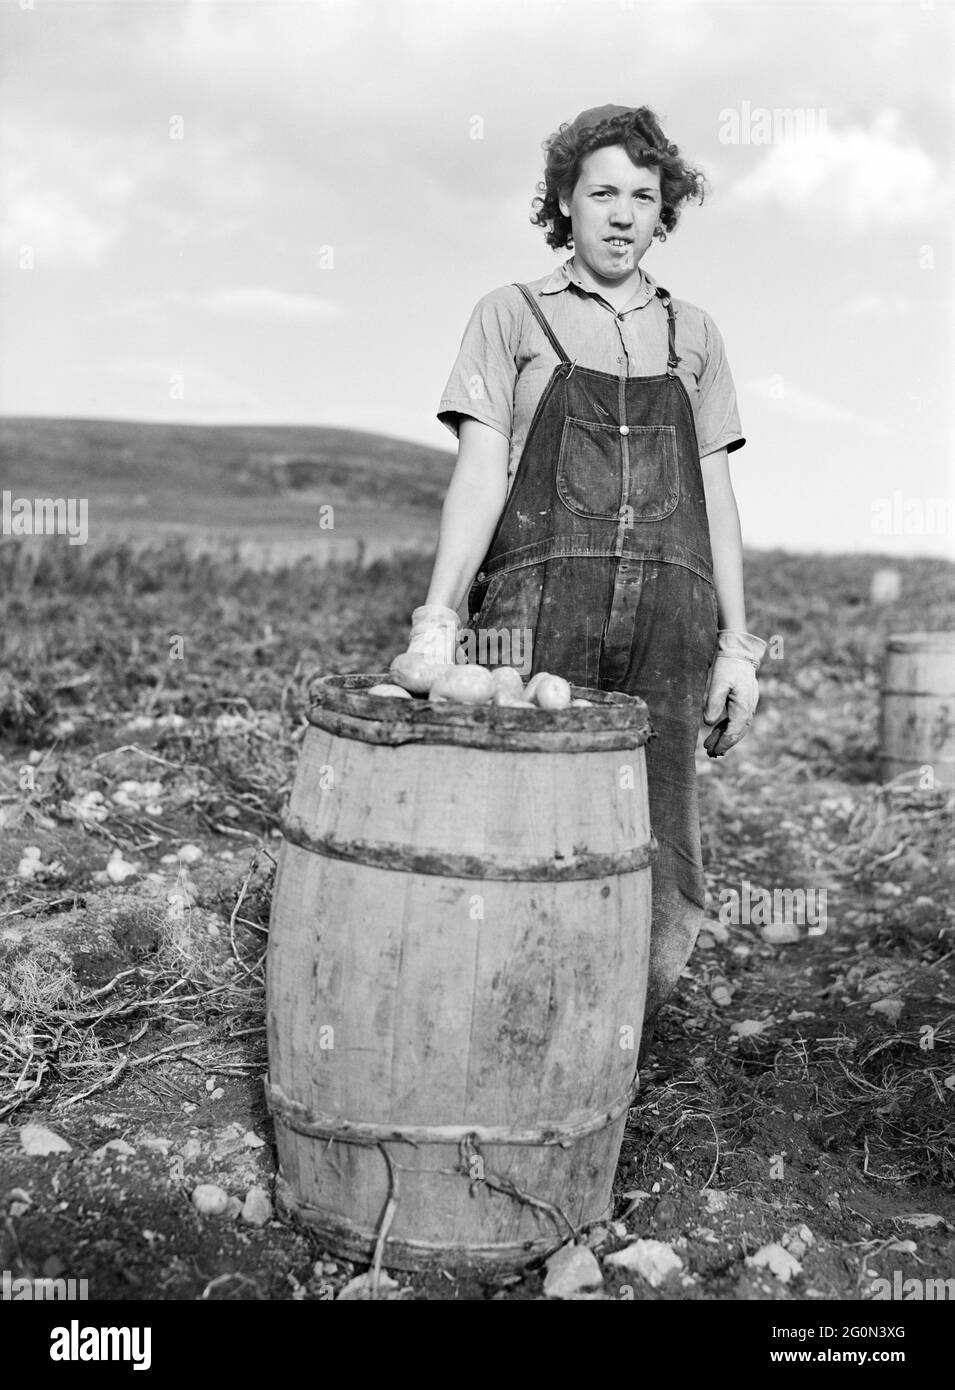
{"left": 0, "top": 416, "right": 455, "bottom": 543}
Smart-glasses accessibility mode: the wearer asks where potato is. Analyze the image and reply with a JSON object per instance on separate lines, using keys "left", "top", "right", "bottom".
{"left": 490, "top": 666, "right": 525, "bottom": 698}
{"left": 367, "top": 683, "right": 413, "bottom": 699}
{"left": 523, "top": 671, "right": 551, "bottom": 703}
{"left": 389, "top": 651, "right": 449, "bottom": 695}
{"left": 571, "top": 698, "right": 594, "bottom": 707}
{"left": 428, "top": 665, "right": 496, "bottom": 705}
{"left": 533, "top": 675, "right": 572, "bottom": 710}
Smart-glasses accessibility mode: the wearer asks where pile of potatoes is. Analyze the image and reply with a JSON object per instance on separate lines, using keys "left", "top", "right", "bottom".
{"left": 368, "top": 653, "right": 593, "bottom": 709}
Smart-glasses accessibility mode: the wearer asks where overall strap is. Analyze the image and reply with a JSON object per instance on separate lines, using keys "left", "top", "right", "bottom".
{"left": 654, "top": 285, "right": 682, "bottom": 377}
{"left": 512, "top": 283, "right": 572, "bottom": 365}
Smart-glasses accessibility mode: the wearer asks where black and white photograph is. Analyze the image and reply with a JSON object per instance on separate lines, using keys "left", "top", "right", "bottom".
{"left": 0, "top": 0, "right": 953, "bottom": 1340}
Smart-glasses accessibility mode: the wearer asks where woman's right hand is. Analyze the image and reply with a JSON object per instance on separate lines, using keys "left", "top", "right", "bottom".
{"left": 406, "top": 603, "right": 461, "bottom": 665}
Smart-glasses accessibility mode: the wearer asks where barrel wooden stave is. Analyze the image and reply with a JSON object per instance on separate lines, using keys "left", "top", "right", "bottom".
{"left": 880, "top": 633, "right": 955, "bottom": 787}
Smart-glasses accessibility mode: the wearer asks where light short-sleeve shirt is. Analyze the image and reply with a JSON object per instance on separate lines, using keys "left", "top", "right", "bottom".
{"left": 437, "top": 257, "right": 745, "bottom": 499}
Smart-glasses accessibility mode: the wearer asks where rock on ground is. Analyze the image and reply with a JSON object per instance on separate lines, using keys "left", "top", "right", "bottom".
{"left": 543, "top": 1242, "right": 604, "bottom": 1299}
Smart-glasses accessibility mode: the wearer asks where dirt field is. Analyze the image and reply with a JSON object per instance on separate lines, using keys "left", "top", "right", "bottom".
{"left": 1, "top": 541, "right": 952, "bottom": 1301}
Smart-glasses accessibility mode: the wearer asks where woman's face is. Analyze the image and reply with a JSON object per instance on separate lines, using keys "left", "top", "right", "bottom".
{"left": 558, "top": 144, "right": 662, "bottom": 281}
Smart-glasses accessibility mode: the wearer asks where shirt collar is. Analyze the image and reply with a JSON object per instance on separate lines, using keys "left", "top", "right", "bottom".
{"left": 539, "top": 255, "right": 659, "bottom": 311}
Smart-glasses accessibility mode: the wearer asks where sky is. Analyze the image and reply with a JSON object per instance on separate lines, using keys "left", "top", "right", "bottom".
{"left": 1, "top": 0, "right": 953, "bottom": 557}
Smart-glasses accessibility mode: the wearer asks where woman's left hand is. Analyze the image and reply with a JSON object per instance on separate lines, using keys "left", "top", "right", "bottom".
{"left": 702, "top": 630, "right": 767, "bottom": 757}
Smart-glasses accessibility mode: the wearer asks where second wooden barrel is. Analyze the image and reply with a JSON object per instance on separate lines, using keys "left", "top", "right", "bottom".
{"left": 880, "top": 631, "right": 955, "bottom": 788}
{"left": 266, "top": 672, "right": 655, "bottom": 1271}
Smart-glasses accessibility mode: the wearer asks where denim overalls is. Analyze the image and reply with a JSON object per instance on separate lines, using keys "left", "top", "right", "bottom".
{"left": 462, "top": 281, "right": 719, "bottom": 920}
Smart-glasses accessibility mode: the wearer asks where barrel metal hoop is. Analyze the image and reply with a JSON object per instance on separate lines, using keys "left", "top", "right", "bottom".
{"left": 265, "top": 1076, "right": 639, "bottom": 1148}
{"left": 274, "top": 1176, "right": 558, "bottom": 1271}
{"left": 882, "top": 688, "right": 955, "bottom": 698}
{"left": 281, "top": 812, "right": 657, "bottom": 881}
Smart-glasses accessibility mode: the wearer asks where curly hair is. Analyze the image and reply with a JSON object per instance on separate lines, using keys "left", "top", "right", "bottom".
{"left": 530, "top": 107, "right": 706, "bottom": 249}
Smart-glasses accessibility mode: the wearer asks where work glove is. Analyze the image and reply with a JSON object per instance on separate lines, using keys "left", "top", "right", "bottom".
{"left": 406, "top": 603, "right": 461, "bottom": 666}
{"left": 702, "top": 629, "right": 767, "bottom": 757}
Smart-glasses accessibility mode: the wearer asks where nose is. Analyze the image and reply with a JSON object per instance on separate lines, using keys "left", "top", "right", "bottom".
{"left": 610, "top": 199, "right": 633, "bottom": 227}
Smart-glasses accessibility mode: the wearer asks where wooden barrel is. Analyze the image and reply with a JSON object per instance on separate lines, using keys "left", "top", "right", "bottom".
{"left": 266, "top": 672, "right": 655, "bottom": 1272}
{"left": 880, "top": 632, "right": 955, "bottom": 788}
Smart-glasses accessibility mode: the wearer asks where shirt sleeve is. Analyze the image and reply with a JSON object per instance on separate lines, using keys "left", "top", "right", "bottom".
{"left": 436, "top": 289, "right": 519, "bottom": 442}
{"left": 696, "top": 311, "right": 746, "bottom": 457}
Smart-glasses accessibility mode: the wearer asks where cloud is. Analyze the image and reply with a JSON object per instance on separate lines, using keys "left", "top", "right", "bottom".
{"left": 834, "top": 292, "right": 915, "bottom": 322}
{"left": 189, "top": 286, "right": 341, "bottom": 321}
{"left": 0, "top": 187, "right": 120, "bottom": 268}
{"left": 728, "top": 108, "right": 953, "bottom": 233}
{"left": 741, "top": 377, "right": 893, "bottom": 438}
{"left": 105, "top": 286, "right": 341, "bottom": 325}
{"left": 105, "top": 357, "right": 265, "bottom": 413}
{"left": 0, "top": 115, "right": 148, "bottom": 268}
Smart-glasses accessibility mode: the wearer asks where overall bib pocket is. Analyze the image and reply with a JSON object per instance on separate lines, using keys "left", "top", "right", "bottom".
{"left": 556, "top": 417, "right": 680, "bottom": 522}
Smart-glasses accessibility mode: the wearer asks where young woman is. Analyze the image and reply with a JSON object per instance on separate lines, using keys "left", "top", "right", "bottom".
{"left": 402, "top": 104, "right": 766, "bottom": 1028}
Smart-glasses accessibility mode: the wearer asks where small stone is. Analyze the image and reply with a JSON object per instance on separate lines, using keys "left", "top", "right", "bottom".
{"left": 20, "top": 1125, "right": 72, "bottom": 1156}
{"left": 746, "top": 1243, "right": 802, "bottom": 1283}
{"left": 17, "top": 847, "right": 43, "bottom": 879}
{"left": 242, "top": 1131, "right": 265, "bottom": 1149}
{"left": 731, "top": 1018, "right": 771, "bottom": 1038}
{"left": 191, "top": 1183, "right": 230, "bottom": 1216}
{"left": 543, "top": 1243, "right": 604, "bottom": 1299}
{"left": 104, "top": 848, "right": 139, "bottom": 884}
{"left": 178, "top": 843, "right": 204, "bottom": 863}
{"left": 337, "top": 1271, "right": 400, "bottom": 1300}
{"left": 869, "top": 998, "right": 904, "bottom": 1023}
{"left": 210, "top": 1088, "right": 225, "bottom": 1101}
{"left": 900, "top": 1213, "right": 947, "bottom": 1230}
{"left": 760, "top": 922, "right": 801, "bottom": 944}
{"left": 7, "top": 1187, "right": 32, "bottom": 1218}
{"left": 141, "top": 1137, "right": 172, "bottom": 1154}
{"left": 241, "top": 1186, "right": 273, "bottom": 1227}
{"left": 782, "top": 1223, "right": 815, "bottom": 1254}
{"left": 604, "top": 1238, "right": 683, "bottom": 1287}
{"left": 92, "top": 1138, "right": 135, "bottom": 1160}
{"left": 225, "top": 1197, "right": 242, "bottom": 1220}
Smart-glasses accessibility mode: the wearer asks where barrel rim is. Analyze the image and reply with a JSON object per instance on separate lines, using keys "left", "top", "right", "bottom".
{"left": 306, "top": 671, "right": 653, "bottom": 745}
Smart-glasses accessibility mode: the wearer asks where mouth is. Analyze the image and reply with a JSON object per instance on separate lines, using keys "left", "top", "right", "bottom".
{"left": 604, "top": 237, "right": 634, "bottom": 250}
